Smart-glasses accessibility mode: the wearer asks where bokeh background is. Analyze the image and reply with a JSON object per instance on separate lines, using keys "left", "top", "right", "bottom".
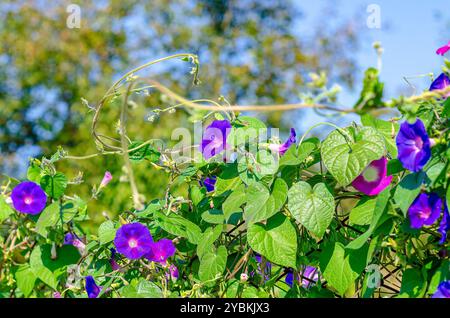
{"left": 0, "top": 0, "right": 448, "bottom": 224}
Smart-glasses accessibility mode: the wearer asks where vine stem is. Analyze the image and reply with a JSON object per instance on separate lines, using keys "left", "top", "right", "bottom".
{"left": 120, "top": 83, "right": 143, "bottom": 211}
{"left": 297, "top": 122, "right": 352, "bottom": 147}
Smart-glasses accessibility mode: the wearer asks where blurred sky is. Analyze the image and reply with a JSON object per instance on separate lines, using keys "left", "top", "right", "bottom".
{"left": 299, "top": 0, "right": 447, "bottom": 104}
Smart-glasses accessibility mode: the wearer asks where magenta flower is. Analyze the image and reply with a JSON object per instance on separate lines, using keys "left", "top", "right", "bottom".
{"left": 64, "top": 233, "right": 86, "bottom": 254}
{"left": 285, "top": 266, "right": 319, "bottom": 288}
{"left": 351, "top": 157, "right": 392, "bottom": 196}
{"left": 166, "top": 264, "right": 179, "bottom": 281}
{"left": 200, "top": 176, "right": 216, "bottom": 192}
{"left": 85, "top": 276, "right": 102, "bottom": 298}
{"left": 109, "top": 248, "right": 121, "bottom": 271}
{"left": 396, "top": 119, "right": 431, "bottom": 172}
{"left": 53, "top": 292, "right": 62, "bottom": 298}
{"left": 11, "top": 181, "right": 47, "bottom": 215}
{"left": 145, "top": 238, "right": 176, "bottom": 264}
{"left": 429, "top": 73, "right": 450, "bottom": 98}
{"left": 408, "top": 193, "right": 442, "bottom": 229}
{"left": 269, "top": 128, "right": 296, "bottom": 156}
{"left": 436, "top": 41, "right": 450, "bottom": 56}
{"left": 114, "top": 223, "right": 153, "bottom": 260}
{"left": 432, "top": 281, "right": 450, "bottom": 298}
{"left": 200, "top": 120, "right": 231, "bottom": 160}
{"left": 438, "top": 204, "right": 449, "bottom": 245}
{"left": 100, "top": 171, "right": 113, "bottom": 188}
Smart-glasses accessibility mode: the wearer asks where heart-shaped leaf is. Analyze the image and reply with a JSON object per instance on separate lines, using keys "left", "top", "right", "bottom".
{"left": 247, "top": 213, "right": 297, "bottom": 268}
{"left": 244, "top": 179, "right": 288, "bottom": 224}
{"left": 288, "top": 182, "right": 335, "bottom": 239}
{"left": 321, "top": 126, "right": 385, "bottom": 186}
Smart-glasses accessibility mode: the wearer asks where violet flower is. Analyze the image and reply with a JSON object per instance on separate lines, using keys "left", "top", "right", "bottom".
{"left": 200, "top": 176, "right": 216, "bottom": 192}
{"left": 432, "top": 281, "right": 450, "bottom": 298}
{"left": 11, "top": 181, "right": 47, "bottom": 215}
{"left": 436, "top": 42, "right": 450, "bottom": 56}
{"left": 100, "top": 171, "right": 113, "bottom": 188}
{"left": 285, "top": 266, "right": 319, "bottom": 288}
{"left": 438, "top": 204, "right": 449, "bottom": 245}
{"left": 145, "top": 238, "right": 176, "bottom": 265}
{"left": 166, "top": 264, "right": 179, "bottom": 281}
{"left": 408, "top": 193, "right": 442, "bottom": 229}
{"left": 253, "top": 254, "right": 271, "bottom": 281}
{"left": 53, "top": 292, "right": 62, "bottom": 298}
{"left": 200, "top": 120, "right": 231, "bottom": 160}
{"left": 351, "top": 157, "right": 392, "bottom": 196}
{"left": 396, "top": 119, "right": 431, "bottom": 172}
{"left": 85, "top": 276, "right": 102, "bottom": 298}
{"left": 64, "top": 233, "right": 86, "bottom": 254}
{"left": 113, "top": 222, "right": 153, "bottom": 260}
{"left": 429, "top": 73, "right": 450, "bottom": 98}
{"left": 109, "top": 248, "right": 121, "bottom": 271}
{"left": 269, "top": 128, "right": 296, "bottom": 156}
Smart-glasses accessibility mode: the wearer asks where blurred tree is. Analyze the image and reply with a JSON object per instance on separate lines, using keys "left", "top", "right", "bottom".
{"left": 0, "top": 0, "right": 361, "bottom": 224}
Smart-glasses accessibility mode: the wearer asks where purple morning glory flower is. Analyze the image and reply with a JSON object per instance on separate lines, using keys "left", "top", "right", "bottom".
{"left": 396, "top": 119, "right": 431, "bottom": 172}
{"left": 64, "top": 233, "right": 86, "bottom": 254}
{"left": 200, "top": 120, "right": 231, "bottom": 160}
{"left": 432, "top": 281, "right": 450, "bottom": 298}
{"left": 109, "top": 248, "right": 121, "bottom": 271}
{"left": 429, "top": 73, "right": 450, "bottom": 98}
{"left": 253, "top": 254, "right": 271, "bottom": 281}
{"left": 269, "top": 128, "right": 296, "bottom": 156}
{"left": 285, "top": 266, "right": 319, "bottom": 288}
{"left": 200, "top": 176, "right": 216, "bottom": 192}
{"left": 166, "top": 264, "right": 179, "bottom": 281}
{"left": 85, "top": 276, "right": 102, "bottom": 298}
{"left": 408, "top": 193, "right": 442, "bottom": 229}
{"left": 145, "top": 238, "right": 176, "bottom": 264}
{"left": 438, "top": 204, "right": 449, "bottom": 245}
{"left": 11, "top": 181, "right": 47, "bottom": 215}
{"left": 351, "top": 157, "right": 392, "bottom": 196}
{"left": 113, "top": 222, "right": 153, "bottom": 260}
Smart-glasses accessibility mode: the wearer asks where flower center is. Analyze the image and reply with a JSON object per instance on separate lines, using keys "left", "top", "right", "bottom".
{"left": 418, "top": 209, "right": 431, "bottom": 220}
{"left": 414, "top": 137, "right": 423, "bottom": 151}
{"left": 24, "top": 196, "right": 33, "bottom": 205}
{"left": 362, "top": 166, "right": 379, "bottom": 182}
{"left": 128, "top": 238, "right": 138, "bottom": 248}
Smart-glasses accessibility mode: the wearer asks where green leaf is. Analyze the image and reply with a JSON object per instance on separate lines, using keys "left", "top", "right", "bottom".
{"left": 320, "top": 242, "right": 357, "bottom": 296}
{"left": 36, "top": 202, "right": 61, "bottom": 237}
{"left": 27, "top": 165, "right": 42, "bottom": 184}
{"left": 279, "top": 137, "right": 320, "bottom": 167}
{"left": 349, "top": 197, "right": 376, "bottom": 226}
{"left": 0, "top": 195, "right": 14, "bottom": 222}
{"left": 197, "top": 226, "right": 222, "bottom": 259}
{"left": 393, "top": 172, "right": 425, "bottom": 217}
{"left": 228, "top": 116, "right": 267, "bottom": 146}
{"left": 40, "top": 172, "right": 68, "bottom": 199}
{"left": 198, "top": 245, "right": 227, "bottom": 282}
{"left": 244, "top": 179, "right": 288, "bottom": 224}
{"left": 128, "top": 141, "right": 161, "bottom": 163}
{"left": 98, "top": 220, "right": 116, "bottom": 245}
{"left": 346, "top": 186, "right": 390, "bottom": 250}
{"left": 214, "top": 177, "right": 242, "bottom": 195}
{"left": 247, "top": 213, "right": 297, "bottom": 268}
{"left": 288, "top": 182, "right": 334, "bottom": 239}
{"left": 154, "top": 211, "right": 202, "bottom": 244}
{"left": 120, "top": 279, "right": 162, "bottom": 298}
{"left": 443, "top": 98, "right": 450, "bottom": 118}
{"left": 399, "top": 268, "right": 425, "bottom": 298}
{"left": 222, "top": 184, "right": 246, "bottom": 221}
{"left": 29, "top": 245, "right": 80, "bottom": 289}
{"left": 361, "top": 114, "right": 399, "bottom": 157}
{"left": 201, "top": 209, "right": 225, "bottom": 224}
{"left": 190, "top": 185, "right": 206, "bottom": 206}
{"left": 321, "top": 126, "right": 385, "bottom": 186}
{"left": 15, "top": 265, "right": 37, "bottom": 297}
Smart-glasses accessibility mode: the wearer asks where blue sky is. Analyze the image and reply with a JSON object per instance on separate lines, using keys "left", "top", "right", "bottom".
{"left": 292, "top": 0, "right": 449, "bottom": 132}
{"left": 299, "top": 0, "right": 448, "bottom": 102}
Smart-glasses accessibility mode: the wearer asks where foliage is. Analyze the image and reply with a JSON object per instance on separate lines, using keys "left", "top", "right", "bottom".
{"left": 0, "top": 49, "right": 449, "bottom": 299}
